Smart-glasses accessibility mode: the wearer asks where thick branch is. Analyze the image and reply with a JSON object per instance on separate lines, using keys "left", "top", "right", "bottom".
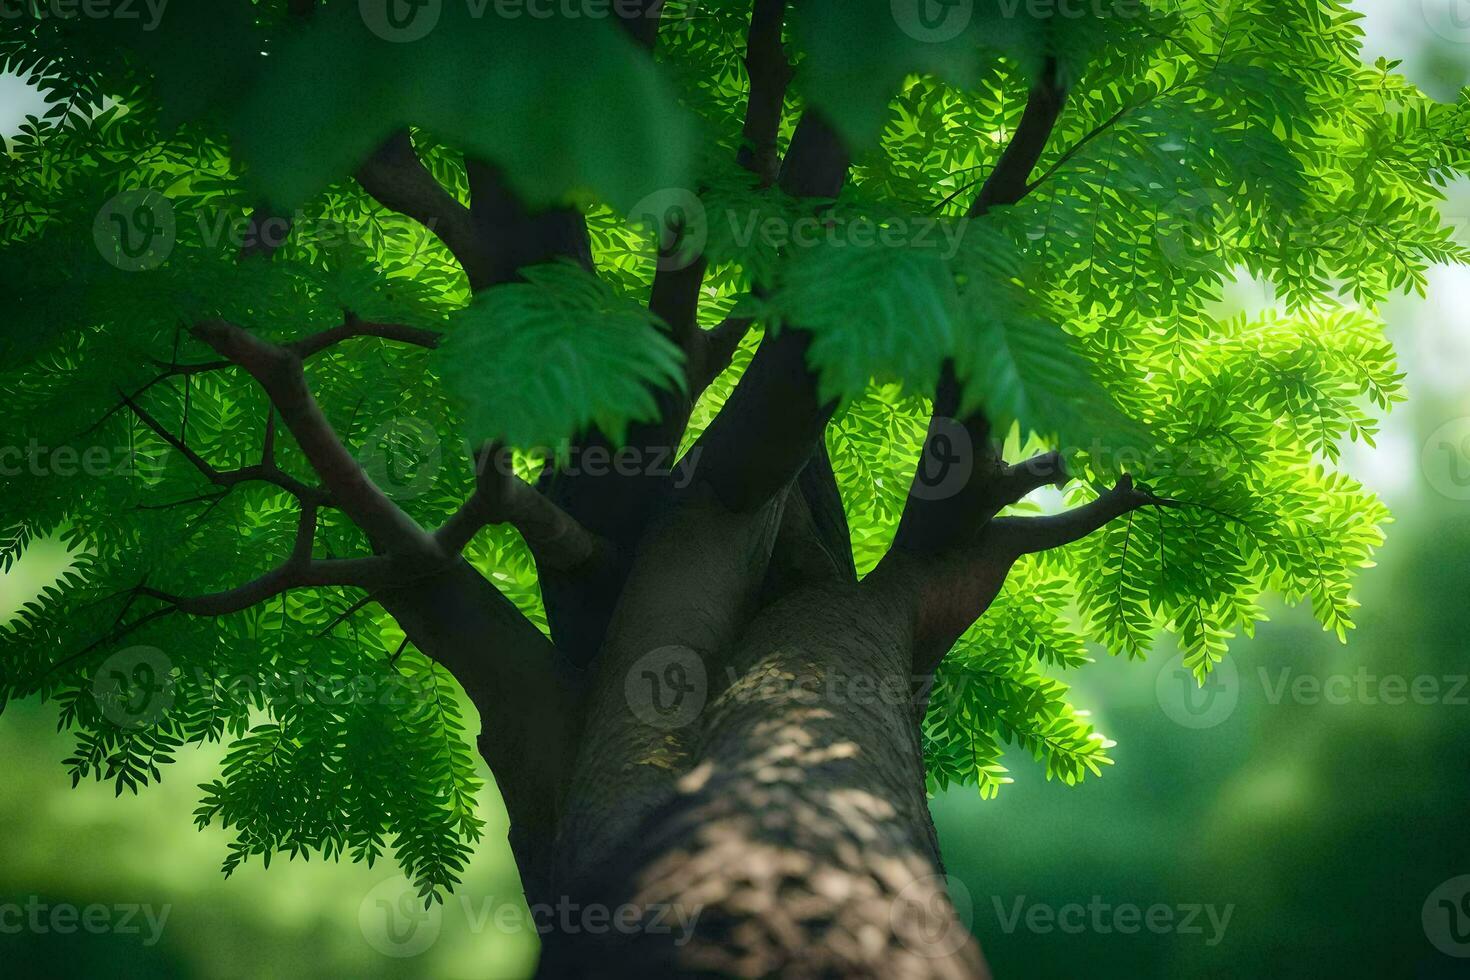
{"left": 693, "top": 112, "right": 850, "bottom": 512}
{"left": 288, "top": 315, "right": 442, "bottom": 358}
{"left": 695, "top": 328, "right": 832, "bottom": 512}
{"left": 993, "top": 450, "right": 1068, "bottom": 505}
{"left": 466, "top": 160, "right": 593, "bottom": 287}
{"left": 736, "top": 0, "right": 792, "bottom": 185}
{"left": 189, "top": 319, "right": 431, "bottom": 554}
{"left": 356, "top": 131, "right": 495, "bottom": 289}
{"left": 631, "top": 0, "right": 787, "bottom": 448}
{"left": 969, "top": 57, "right": 1068, "bottom": 217}
{"left": 632, "top": 276, "right": 752, "bottom": 457}
{"left": 238, "top": 204, "right": 293, "bottom": 261}
{"left": 437, "top": 445, "right": 609, "bottom": 572}
{"left": 375, "top": 561, "right": 584, "bottom": 910}
{"left": 778, "top": 110, "right": 850, "bottom": 201}
{"left": 889, "top": 364, "right": 1053, "bottom": 554}
{"left": 876, "top": 474, "right": 1174, "bottom": 671}
{"left": 628, "top": 0, "right": 785, "bottom": 453}
{"left": 760, "top": 441, "right": 856, "bottom": 600}
{"left": 693, "top": 315, "right": 755, "bottom": 399}
{"left": 646, "top": 256, "right": 710, "bottom": 431}
{"left": 990, "top": 474, "right": 1177, "bottom": 555}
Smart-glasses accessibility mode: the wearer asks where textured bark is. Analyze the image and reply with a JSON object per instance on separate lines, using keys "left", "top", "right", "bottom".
{"left": 540, "top": 578, "right": 985, "bottom": 978}
{"left": 480, "top": 463, "right": 986, "bottom": 977}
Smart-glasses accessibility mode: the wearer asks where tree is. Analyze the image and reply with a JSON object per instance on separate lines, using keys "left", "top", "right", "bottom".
{"left": 1, "top": 1, "right": 1463, "bottom": 975}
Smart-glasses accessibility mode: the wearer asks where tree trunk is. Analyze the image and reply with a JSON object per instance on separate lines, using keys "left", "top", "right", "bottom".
{"left": 548, "top": 592, "right": 984, "bottom": 977}
{"left": 502, "top": 486, "right": 989, "bottom": 978}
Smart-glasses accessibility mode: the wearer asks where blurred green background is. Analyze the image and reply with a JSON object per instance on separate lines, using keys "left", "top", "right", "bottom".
{"left": 2, "top": 2, "right": 1468, "bottom": 977}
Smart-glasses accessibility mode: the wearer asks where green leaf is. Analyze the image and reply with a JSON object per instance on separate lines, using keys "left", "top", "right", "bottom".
{"left": 791, "top": 0, "right": 1033, "bottom": 147}
{"left": 439, "top": 261, "right": 685, "bottom": 448}
{"left": 765, "top": 226, "right": 960, "bottom": 402}
{"left": 229, "top": 7, "right": 697, "bottom": 211}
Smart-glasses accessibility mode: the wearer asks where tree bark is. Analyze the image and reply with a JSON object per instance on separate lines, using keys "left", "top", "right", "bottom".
{"left": 537, "top": 576, "right": 985, "bottom": 977}
{"left": 488, "top": 478, "right": 990, "bottom": 978}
